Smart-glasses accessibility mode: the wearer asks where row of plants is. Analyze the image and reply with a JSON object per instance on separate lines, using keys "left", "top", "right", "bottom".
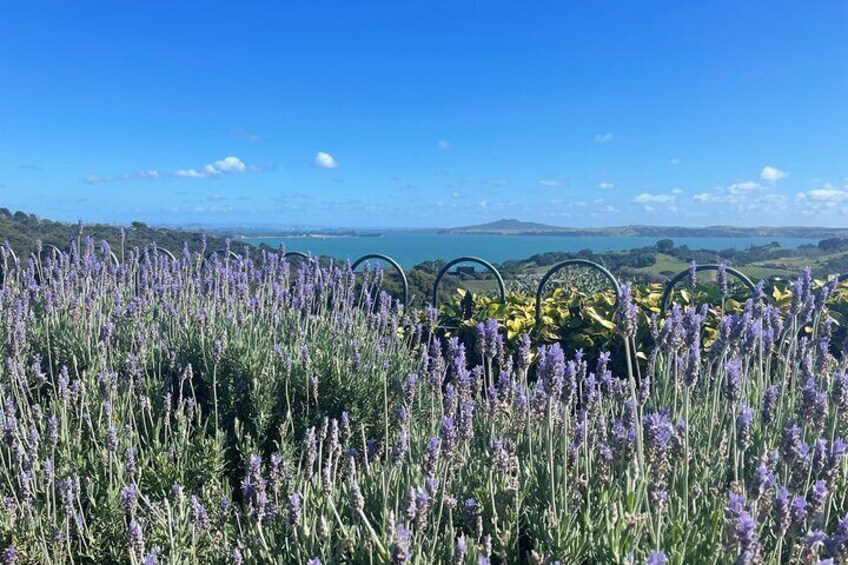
{"left": 0, "top": 241, "right": 847, "bottom": 562}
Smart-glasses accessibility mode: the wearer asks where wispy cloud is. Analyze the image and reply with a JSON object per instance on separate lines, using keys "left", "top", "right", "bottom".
{"left": 594, "top": 132, "right": 615, "bottom": 143}
{"left": 725, "top": 181, "right": 762, "bottom": 194}
{"left": 538, "top": 180, "right": 562, "bottom": 187}
{"left": 796, "top": 185, "right": 848, "bottom": 203}
{"left": 313, "top": 151, "right": 339, "bottom": 169}
{"left": 85, "top": 170, "right": 162, "bottom": 184}
{"left": 85, "top": 156, "right": 254, "bottom": 184}
{"left": 230, "top": 128, "right": 264, "bottom": 144}
{"left": 633, "top": 193, "right": 675, "bottom": 205}
{"left": 670, "top": 158, "right": 681, "bottom": 165}
{"left": 437, "top": 139, "right": 450, "bottom": 150}
{"left": 598, "top": 182, "right": 614, "bottom": 189}
{"left": 633, "top": 192, "right": 677, "bottom": 212}
{"left": 760, "top": 165, "right": 788, "bottom": 183}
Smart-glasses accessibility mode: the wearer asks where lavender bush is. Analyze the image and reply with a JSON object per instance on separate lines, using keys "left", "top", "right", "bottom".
{"left": 1, "top": 240, "right": 847, "bottom": 564}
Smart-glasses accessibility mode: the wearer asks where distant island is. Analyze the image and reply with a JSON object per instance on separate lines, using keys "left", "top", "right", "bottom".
{"left": 438, "top": 219, "right": 848, "bottom": 239}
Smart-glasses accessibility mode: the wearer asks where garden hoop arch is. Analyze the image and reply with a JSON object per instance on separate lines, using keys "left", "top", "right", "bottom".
{"left": 534, "top": 259, "right": 621, "bottom": 325}
{"left": 432, "top": 256, "right": 506, "bottom": 309}
{"left": 0, "top": 247, "right": 19, "bottom": 285}
{"left": 282, "top": 250, "right": 312, "bottom": 262}
{"left": 660, "top": 264, "right": 758, "bottom": 317}
{"left": 350, "top": 253, "right": 410, "bottom": 309}
{"left": 205, "top": 248, "right": 240, "bottom": 263}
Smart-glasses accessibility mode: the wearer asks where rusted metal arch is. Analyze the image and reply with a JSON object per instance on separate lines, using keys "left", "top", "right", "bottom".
{"left": 660, "top": 264, "right": 758, "bottom": 317}
{"left": 534, "top": 259, "right": 621, "bottom": 324}
{"left": 350, "top": 253, "right": 409, "bottom": 309}
{"left": 432, "top": 256, "right": 506, "bottom": 309}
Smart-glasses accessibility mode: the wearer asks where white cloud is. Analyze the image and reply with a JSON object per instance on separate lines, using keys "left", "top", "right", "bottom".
{"left": 671, "top": 188, "right": 683, "bottom": 195}
{"left": 594, "top": 132, "right": 615, "bottom": 143}
{"left": 539, "top": 180, "right": 562, "bottom": 187}
{"left": 598, "top": 182, "right": 614, "bottom": 189}
{"left": 177, "top": 156, "right": 247, "bottom": 179}
{"left": 760, "top": 165, "right": 788, "bottom": 183}
{"left": 478, "top": 200, "right": 489, "bottom": 208}
{"left": 670, "top": 158, "right": 681, "bottom": 165}
{"left": 634, "top": 193, "right": 675, "bottom": 204}
{"left": 313, "top": 152, "right": 339, "bottom": 169}
{"left": 796, "top": 187, "right": 848, "bottom": 202}
{"left": 693, "top": 192, "right": 723, "bottom": 203}
{"left": 174, "top": 169, "right": 206, "bottom": 179}
{"left": 86, "top": 156, "right": 254, "bottom": 184}
{"left": 726, "top": 181, "right": 762, "bottom": 194}
{"left": 209, "top": 156, "right": 246, "bottom": 174}
{"left": 84, "top": 170, "right": 161, "bottom": 184}
{"left": 437, "top": 139, "right": 450, "bottom": 150}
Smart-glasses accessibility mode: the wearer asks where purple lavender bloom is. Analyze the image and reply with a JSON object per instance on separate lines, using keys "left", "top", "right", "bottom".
{"left": 752, "top": 462, "right": 775, "bottom": 499}
{"left": 643, "top": 410, "right": 674, "bottom": 478}
{"left": 615, "top": 284, "right": 638, "bottom": 338}
{"left": 390, "top": 524, "right": 411, "bottom": 564}
{"left": 287, "top": 492, "right": 302, "bottom": 527}
{"left": 190, "top": 496, "right": 210, "bottom": 532}
{"left": 735, "top": 511, "right": 761, "bottom": 564}
{"left": 736, "top": 403, "right": 753, "bottom": 451}
{"left": 780, "top": 421, "right": 803, "bottom": 465}
{"left": 454, "top": 534, "right": 468, "bottom": 564}
{"left": 833, "top": 371, "right": 848, "bottom": 413}
{"left": 791, "top": 495, "right": 807, "bottom": 530}
{"left": 688, "top": 261, "right": 698, "bottom": 291}
{"left": 128, "top": 519, "right": 145, "bottom": 556}
{"left": 143, "top": 549, "right": 159, "bottom": 565}
{"left": 423, "top": 437, "right": 441, "bottom": 476}
{"left": 440, "top": 417, "right": 458, "bottom": 454}
{"left": 684, "top": 341, "right": 700, "bottom": 388}
{"left": 811, "top": 480, "right": 829, "bottom": 516}
{"left": 120, "top": 484, "right": 137, "bottom": 516}
{"left": 3, "top": 547, "right": 17, "bottom": 565}
{"left": 724, "top": 360, "right": 743, "bottom": 403}
{"left": 47, "top": 415, "right": 59, "bottom": 446}
{"left": 349, "top": 480, "right": 365, "bottom": 515}
{"left": 717, "top": 263, "right": 728, "bottom": 296}
{"left": 761, "top": 386, "right": 778, "bottom": 425}
{"left": 106, "top": 425, "right": 118, "bottom": 452}
{"left": 516, "top": 334, "right": 532, "bottom": 371}
{"left": 773, "top": 487, "right": 791, "bottom": 535}
{"left": 645, "top": 551, "right": 667, "bottom": 565}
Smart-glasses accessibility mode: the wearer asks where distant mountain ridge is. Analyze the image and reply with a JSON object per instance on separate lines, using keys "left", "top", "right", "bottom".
{"left": 439, "top": 219, "right": 848, "bottom": 239}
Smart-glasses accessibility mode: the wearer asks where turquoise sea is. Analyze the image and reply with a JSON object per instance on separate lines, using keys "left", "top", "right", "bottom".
{"left": 243, "top": 233, "right": 819, "bottom": 268}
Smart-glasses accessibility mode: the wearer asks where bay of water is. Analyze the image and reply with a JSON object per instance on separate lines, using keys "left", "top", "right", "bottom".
{"left": 243, "top": 233, "right": 819, "bottom": 268}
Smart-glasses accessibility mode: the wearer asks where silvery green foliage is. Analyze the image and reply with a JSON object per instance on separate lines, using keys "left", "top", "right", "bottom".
{"left": 0, "top": 241, "right": 847, "bottom": 563}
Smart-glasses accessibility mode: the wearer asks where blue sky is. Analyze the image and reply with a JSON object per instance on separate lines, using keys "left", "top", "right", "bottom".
{"left": 1, "top": 1, "right": 846, "bottom": 228}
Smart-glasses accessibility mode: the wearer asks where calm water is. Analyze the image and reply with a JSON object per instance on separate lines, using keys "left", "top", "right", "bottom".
{"left": 243, "top": 233, "right": 818, "bottom": 268}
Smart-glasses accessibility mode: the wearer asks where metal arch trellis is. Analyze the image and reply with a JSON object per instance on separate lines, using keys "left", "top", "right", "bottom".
{"left": 350, "top": 253, "right": 410, "bottom": 309}
{"left": 660, "top": 264, "right": 759, "bottom": 317}
{"left": 534, "top": 259, "right": 621, "bottom": 325}
{"left": 146, "top": 245, "right": 177, "bottom": 263}
{"left": 205, "top": 248, "right": 240, "bottom": 263}
{"left": 282, "top": 250, "right": 312, "bottom": 262}
{"left": 432, "top": 256, "right": 506, "bottom": 309}
{"left": 0, "top": 246, "right": 19, "bottom": 285}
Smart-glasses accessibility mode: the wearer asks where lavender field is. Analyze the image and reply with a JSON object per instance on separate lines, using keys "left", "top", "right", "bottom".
{"left": 0, "top": 239, "right": 847, "bottom": 564}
